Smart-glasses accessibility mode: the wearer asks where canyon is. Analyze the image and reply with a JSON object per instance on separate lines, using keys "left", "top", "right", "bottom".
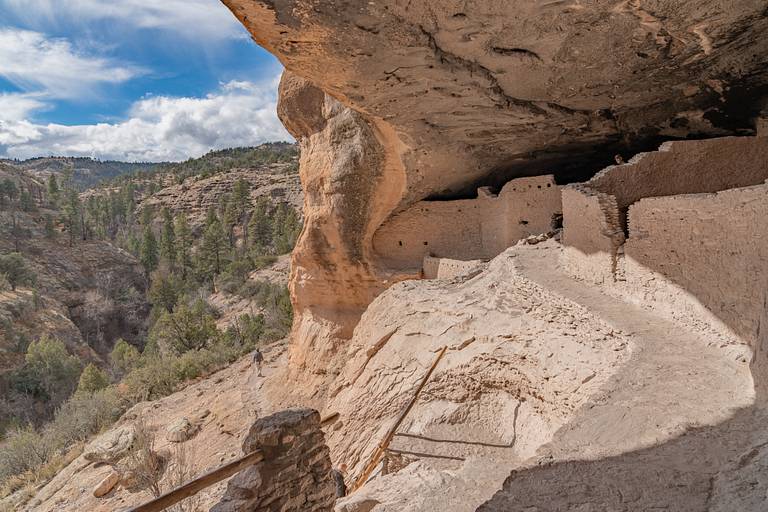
{"left": 10, "top": 1, "right": 768, "bottom": 510}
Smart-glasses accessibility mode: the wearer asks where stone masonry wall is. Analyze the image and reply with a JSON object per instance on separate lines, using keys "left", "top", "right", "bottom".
{"left": 622, "top": 182, "right": 768, "bottom": 346}
{"left": 422, "top": 255, "right": 484, "bottom": 280}
{"left": 374, "top": 175, "right": 561, "bottom": 269}
{"left": 211, "top": 408, "right": 336, "bottom": 512}
{"left": 562, "top": 136, "right": 768, "bottom": 284}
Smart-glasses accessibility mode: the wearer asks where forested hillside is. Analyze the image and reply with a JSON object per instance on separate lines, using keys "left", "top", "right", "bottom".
{"left": 0, "top": 143, "right": 303, "bottom": 504}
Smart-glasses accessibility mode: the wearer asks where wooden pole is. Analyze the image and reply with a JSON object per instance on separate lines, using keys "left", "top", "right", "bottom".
{"left": 351, "top": 346, "right": 447, "bottom": 492}
{"left": 126, "top": 449, "right": 264, "bottom": 512}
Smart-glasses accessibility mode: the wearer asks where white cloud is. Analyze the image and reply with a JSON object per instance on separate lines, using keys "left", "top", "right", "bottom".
{"left": 0, "top": 79, "right": 292, "bottom": 162}
{"left": 0, "top": 28, "right": 143, "bottom": 99}
{"left": 2, "top": 0, "right": 244, "bottom": 41}
{"left": 0, "top": 93, "right": 48, "bottom": 122}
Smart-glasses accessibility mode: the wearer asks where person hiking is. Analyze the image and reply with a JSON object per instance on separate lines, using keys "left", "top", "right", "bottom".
{"left": 252, "top": 348, "right": 264, "bottom": 377}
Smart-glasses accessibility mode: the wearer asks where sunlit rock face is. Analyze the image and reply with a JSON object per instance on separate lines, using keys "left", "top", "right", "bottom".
{"left": 222, "top": 0, "right": 768, "bottom": 377}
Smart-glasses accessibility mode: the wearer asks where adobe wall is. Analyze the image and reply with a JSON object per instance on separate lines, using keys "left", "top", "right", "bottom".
{"left": 560, "top": 186, "right": 624, "bottom": 284}
{"left": 422, "top": 255, "right": 484, "bottom": 280}
{"left": 374, "top": 175, "right": 561, "bottom": 269}
{"left": 562, "top": 136, "right": 768, "bottom": 284}
{"left": 589, "top": 136, "right": 768, "bottom": 226}
{"left": 622, "top": 182, "right": 768, "bottom": 346}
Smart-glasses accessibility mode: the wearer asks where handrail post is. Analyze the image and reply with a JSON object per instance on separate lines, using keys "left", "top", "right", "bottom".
{"left": 351, "top": 346, "right": 448, "bottom": 492}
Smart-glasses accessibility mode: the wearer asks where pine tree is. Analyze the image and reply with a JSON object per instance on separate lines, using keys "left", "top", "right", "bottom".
{"left": 221, "top": 195, "right": 239, "bottom": 249}
{"left": 47, "top": 174, "right": 60, "bottom": 207}
{"left": 44, "top": 214, "right": 56, "bottom": 239}
{"left": 62, "top": 188, "right": 82, "bottom": 246}
{"left": 197, "top": 209, "right": 228, "bottom": 279}
{"left": 159, "top": 208, "right": 176, "bottom": 265}
{"left": 75, "top": 363, "right": 109, "bottom": 395}
{"left": 140, "top": 225, "right": 159, "bottom": 277}
{"left": 231, "top": 178, "right": 251, "bottom": 217}
{"left": 19, "top": 188, "right": 35, "bottom": 212}
{"left": 0, "top": 253, "right": 36, "bottom": 291}
{"left": 174, "top": 213, "right": 193, "bottom": 280}
{"left": 248, "top": 198, "right": 272, "bottom": 253}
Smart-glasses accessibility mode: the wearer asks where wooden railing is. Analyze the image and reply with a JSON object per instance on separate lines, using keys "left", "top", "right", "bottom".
{"left": 351, "top": 345, "right": 447, "bottom": 491}
{"left": 124, "top": 344, "right": 447, "bottom": 510}
{"left": 126, "top": 449, "right": 264, "bottom": 512}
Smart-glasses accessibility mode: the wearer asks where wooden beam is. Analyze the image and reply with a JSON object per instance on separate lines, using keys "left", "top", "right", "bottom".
{"left": 351, "top": 346, "right": 448, "bottom": 492}
{"left": 126, "top": 449, "right": 264, "bottom": 512}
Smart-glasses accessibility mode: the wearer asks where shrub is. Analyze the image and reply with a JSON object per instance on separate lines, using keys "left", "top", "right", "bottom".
{"left": 110, "top": 339, "right": 142, "bottom": 376}
{"left": 44, "top": 387, "right": 124, "bottom": 447}
{"left": 0, "top": 253, "right": 36, "bottom": 291}
{"left": 75, "top": 364, "right": 110, "bottom": 396}
{"left": 148, "top": 300, "right": 218, "bottom": 355}
{"left": 10, "top": 336, "right": 82, "bottom": 405}
{"left": 0, "top": 427, "right": 49, "bottom": 484}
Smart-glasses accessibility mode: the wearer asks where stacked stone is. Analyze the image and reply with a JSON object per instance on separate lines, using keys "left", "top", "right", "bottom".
{"left": 211, "top": 408, "right": 336, "bottom": 512}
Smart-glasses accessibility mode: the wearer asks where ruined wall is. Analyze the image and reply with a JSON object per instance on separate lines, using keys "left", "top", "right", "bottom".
{"left": 561, "top": 186, "right": 624, "bottom": 284}
{"left": 374, "top": 176, "right": 561, "bottom": 269}
{"left": 422, "top": 255, "right": 483, "bottom": 280}
{"left": 562, "top": 136, "right": 768, "bottom": 284}
{"left": 211, "top": 408, "right": 336, "bottom": 512}
{"left": 623, "top": 182, "right": 768, "bottom": 346}
{"left": 589, "top": 137, "right": 768, "bottom": 227}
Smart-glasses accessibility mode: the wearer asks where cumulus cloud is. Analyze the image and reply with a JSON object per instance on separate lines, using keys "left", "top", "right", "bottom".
{"left": 0, "top": 93, "right": 48, "bottom": 122}
{"left": 0, "top": 79, "right": 292, "bottom": 162}
{"left": 2, "top": 0, "right": 244, "bottom": 41}
{"left": 0, "top": 28, "right": 142, "bottom": 99}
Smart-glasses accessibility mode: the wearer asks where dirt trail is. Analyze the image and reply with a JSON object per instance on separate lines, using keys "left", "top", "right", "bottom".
{"left": 515, "top": 242, "right": 754, "bottom": 460}
{"left": 345, "top": 242, "right": 756, "bottom": 511}
{"left": 478, "top": 242, "right": 761, "bottom": 511}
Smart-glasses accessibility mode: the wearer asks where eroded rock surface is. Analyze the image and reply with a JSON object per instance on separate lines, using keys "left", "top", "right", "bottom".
{"left": 223, "top": 0, "right": 768, "bottom": 383}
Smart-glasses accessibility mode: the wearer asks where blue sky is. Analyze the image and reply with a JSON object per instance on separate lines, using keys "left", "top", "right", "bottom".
{"left": 0, "top": 0, "right": 291, "bottom": 161}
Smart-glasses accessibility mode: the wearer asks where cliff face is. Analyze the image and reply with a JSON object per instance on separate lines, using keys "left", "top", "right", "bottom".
{"left": 222, "top": 0, "right": 768, "bottom": 378}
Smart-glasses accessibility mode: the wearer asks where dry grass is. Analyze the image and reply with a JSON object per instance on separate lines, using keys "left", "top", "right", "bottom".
{"left": 0, "top": 443, "right": 83, "bottom": 506}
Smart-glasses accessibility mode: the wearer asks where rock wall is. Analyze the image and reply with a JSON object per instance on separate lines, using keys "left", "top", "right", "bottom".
{"left": 211, "top": 408, "right": 336, "bottom": 512}
{"left": 223, "top": 0, "right": 768, "bottom": 383}
{"left": 374, "top": 176, "right": 561, "bottom": 269}
{"left": 277, "top": 73, "right": 409, "bottom": 382}
{"left": 623, "top": 182, "right": 768, "bottom": 346}
{"left": 562, "top": 136, "right": 768, "bottom": 285}
{"left": 422, "top": 256, "right": 483, "bottom": 280}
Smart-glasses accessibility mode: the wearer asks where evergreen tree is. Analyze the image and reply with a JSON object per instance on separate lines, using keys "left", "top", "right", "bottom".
{"left": 221, "top": 195, "right": 239, "bottom": 249}
{"left": 159, "top": 208, "right": 176, "bottom": 265}
{"left": 47, "top": 174, "right": 60, "bottom": 206}
{"left": 140, "top": 225, "right": 159, "bottom": 277}
{"left": 247, "top": 198, "right": 272, "bottom": 253}
{"left": 231, "top": 178, "right": 251, "bottom": 217}
{"left": 62, "top": 188, "right": 82, "bottom": 246}
{"left": 274, "top": 204, "right": 301, "bottom": 254}
{"left": 174, "top": 213, "right": 193, "bottom": 280}
{"left": 110, "top": 339, "right": 141, "bottom": 376}
{"left": 19, "top": 188, "right": 35, "bottom": 212}
{"left": 44, "top": 214, "right": 56, "bottom": 239}
{"left": 197, "top": 209, "right": 228, "bottom": 279}
{"left": 0, "top": 178, "right": 18, "bottom": 208}
{"left": 75, "top": 363, "right": 109, "bottom": 395}
{"left": 0, "top": 253, "right": 36, "bottom": 291}
{"left": 149, "top": 300, "right": 218, "bottom": 354}
{"left": 149, "top": 272, "right": 181, "bottom": 314}
{"left": 12, "top": 336, "right": 82, "bottom": 404}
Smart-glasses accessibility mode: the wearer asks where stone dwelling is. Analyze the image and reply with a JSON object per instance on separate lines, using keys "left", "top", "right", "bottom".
{"left": 561, "top": 135, "right": 768, "bottom": 345}
{"left": 374, "top": 175, "right": 562, "bottom": 273}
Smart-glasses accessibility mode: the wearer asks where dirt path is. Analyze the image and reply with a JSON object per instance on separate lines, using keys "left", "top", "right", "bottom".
{"left": 514, "top": 242, "right": 753, "bottom": 460}
{"left": 477, "top": 242, "right": 760, "bottom": 511}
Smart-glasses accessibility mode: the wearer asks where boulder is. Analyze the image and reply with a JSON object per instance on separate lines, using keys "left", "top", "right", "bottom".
{"left": 93, "top": 471, "right": 120, "bottom": 498}
{"left": 166, "top": 417, "right": 199, "bottom": 443}
{"left": 83, "top": 426, "right": 135, "bottom": 464}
